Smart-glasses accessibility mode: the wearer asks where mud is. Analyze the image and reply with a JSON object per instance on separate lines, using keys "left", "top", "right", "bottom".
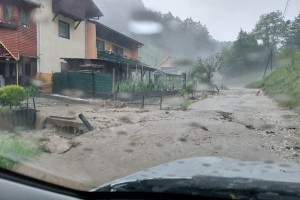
{"left": 14, "top": 88, "right": 300, "bottom": 190}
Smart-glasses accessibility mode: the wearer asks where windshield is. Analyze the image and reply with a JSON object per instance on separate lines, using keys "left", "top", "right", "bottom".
{"left": 0, "top": 0, "right": 300, "bottom": 195}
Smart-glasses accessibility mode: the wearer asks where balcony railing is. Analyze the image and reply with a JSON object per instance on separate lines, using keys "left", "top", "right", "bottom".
{"left": 0, "top": 17, "right": 18, "bottom": 29}
{"left": 97, "top": 51, "right": 142, "bottom": 66}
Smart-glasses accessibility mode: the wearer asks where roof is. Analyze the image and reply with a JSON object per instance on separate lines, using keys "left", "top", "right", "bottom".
{"left": 156, "top": 55, "right": 176, "bottom": 68}
{"left": 85, "top": 0, "right": 103, "bottom": 19}
{"left": 0, "top": 42, "right": 18, "bottom": 61}
{"left": 90, "top": 20, "right": 143, "bottom": 49}
{"left": 21, "top": 0, "right": 41, "bottom": 7}
{"left": 52, "top": 0, "right": 103, "bottom": 22}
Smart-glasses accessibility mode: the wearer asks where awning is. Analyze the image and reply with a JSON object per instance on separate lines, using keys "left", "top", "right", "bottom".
{"left": 61, "top": 57, "right": 156, "bottom": 72}
{"left": 0, "top": 42, "right": 18, "bottom": 61}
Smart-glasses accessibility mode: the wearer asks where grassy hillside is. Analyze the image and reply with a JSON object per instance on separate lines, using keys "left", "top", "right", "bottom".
{"left": 248, "top": 52, "right": 300, "bottom": 109}
{"left": 139, "top": 45, "right": 169, "bottom": 68}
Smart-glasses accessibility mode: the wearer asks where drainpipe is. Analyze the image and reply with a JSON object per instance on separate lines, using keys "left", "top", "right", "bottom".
{"left": 85, "top": 19, "right": 87, "bottom": 58}
{"left": 16, "top": 62, "right": 19, "bottom": 85}
{"left": 38, "top": 20, "right": 41, "bottom": 73}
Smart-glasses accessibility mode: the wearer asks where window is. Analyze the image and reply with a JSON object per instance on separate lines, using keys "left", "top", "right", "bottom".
{"left": 18, "top": 64, "right": 23, "bottom": 76}
{"left": 113, "top": 45, "right": 124, "bottom": 56}
{"left": 3, "top": 5, "right": 13, "bottom": 22}
{"left": 25, "top": 63, "right": 31, "bottom": 76}
{"left": 21, "top": 9, "right": 29, "bottom": 27}
{"left": 10, "top": 63, "right": 16, "bottom": 77}
{"left": 58, "top": 20, "right": 70, "bottom": 39}
{"left": 96, "top": 40, "right": 105, "bottom": 52}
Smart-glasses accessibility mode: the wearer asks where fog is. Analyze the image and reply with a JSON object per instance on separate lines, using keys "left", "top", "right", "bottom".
{"left": 94, "top": 0, "right": 299, "bottom": 86}
{"left": 95, "top": 0, "right": 230, "bottom": 62}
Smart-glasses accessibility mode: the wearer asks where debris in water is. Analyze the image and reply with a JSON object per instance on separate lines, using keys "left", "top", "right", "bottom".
{"left": 201, "top": 126, "right": 209, "bottom": 131}
{"left": 216, "top": 111, "right": 233, "bottom": 122}
{"left": 245, "top": 125, "right": 255, "bottom": 130}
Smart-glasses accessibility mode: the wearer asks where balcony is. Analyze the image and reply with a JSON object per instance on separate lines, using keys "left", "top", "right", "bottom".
{"left": 0, "top": 17, "right": 18, "bottom": 29}
{"left": 97, "top": 51, "right": 141, "bottom": 66}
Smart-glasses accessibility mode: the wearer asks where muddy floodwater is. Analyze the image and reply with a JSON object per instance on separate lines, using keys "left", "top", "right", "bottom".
{"left": 14, "top": 88, "right": 300, "bottom": 190}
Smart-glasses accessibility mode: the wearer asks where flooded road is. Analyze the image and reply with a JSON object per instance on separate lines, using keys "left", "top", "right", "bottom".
{"left": 17, "top": 88, "right": 300, "bottom": 190}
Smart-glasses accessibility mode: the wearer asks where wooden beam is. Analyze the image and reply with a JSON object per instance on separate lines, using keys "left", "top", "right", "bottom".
{"left": 74, "top": 21, "right": 81, "bottom": 30}
{"left": 126, "top": 63, "right": 129, "bottom": 79}
{"left": 112, "top": 68, "right": 116, "bottom": 93}
{"left": 16, "top": 62, "right": 19, "bottom": 85}
{"left": 52, "top": 13, "right": 58, "bottom": 21}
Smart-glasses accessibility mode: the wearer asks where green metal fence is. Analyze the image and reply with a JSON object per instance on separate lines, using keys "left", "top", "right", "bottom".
{"left": 53, "top": 72, "right": 113, "bottom": 95}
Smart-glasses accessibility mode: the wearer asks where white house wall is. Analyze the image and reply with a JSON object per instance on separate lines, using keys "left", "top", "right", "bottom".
{"left": 32, "top": 0, "right": 86, "bottom": 74}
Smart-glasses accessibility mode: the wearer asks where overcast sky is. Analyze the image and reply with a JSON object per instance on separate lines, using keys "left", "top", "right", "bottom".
{"left": 142, "top": 0, "right": 300, "bottom": 41}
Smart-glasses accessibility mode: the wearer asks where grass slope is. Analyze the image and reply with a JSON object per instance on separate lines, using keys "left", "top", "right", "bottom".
{"left": 139, "top": 45, "right": 169, "bottom": 67}
{"left": 247, "top": 52, "right": 300, "bottom": 108}
{"left": 0, "top": 137, "right": 41, "bottom": 169}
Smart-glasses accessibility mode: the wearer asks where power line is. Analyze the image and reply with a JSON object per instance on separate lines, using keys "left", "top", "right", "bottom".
{"left": 283, "top": 0, "right": 291, "bottom": 18}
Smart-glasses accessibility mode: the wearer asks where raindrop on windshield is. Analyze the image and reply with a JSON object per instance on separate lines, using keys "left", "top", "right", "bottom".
{"left": 128, "top": 9, "right": 163, "bottom": 35}
{"left": 128, "top": 21, "right": 163, "bottom": 35}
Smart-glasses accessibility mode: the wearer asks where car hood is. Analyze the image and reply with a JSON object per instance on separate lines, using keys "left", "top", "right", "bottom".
{"left": 92, "top": 156, "right": 300, "bottom": 191}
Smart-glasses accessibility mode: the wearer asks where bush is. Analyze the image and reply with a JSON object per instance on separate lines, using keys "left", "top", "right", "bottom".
{"left": 118, "top": 80, "right": 166, "bottom": 92}
{"left": 0, "top": 85, "right": 26, "bottom": 108}
{"left": 25, "top": 85, "right": 40, "bottom": 97}
{"left": 186, "top": 84, "right": 195, "bottom": 98}
{"left": 179, "top": 88, "right": 186, "bottom": 98}
{"left": 219, "top": 84, "right": 229, "bottom": 90}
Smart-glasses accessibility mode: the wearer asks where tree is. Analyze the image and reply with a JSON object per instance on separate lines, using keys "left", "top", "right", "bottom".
{"left": 253, "top": 11, "right": 288, "bottom": 47}
{"left": 286, "top": 14, "right": 300, "bottom": 49}
{"left": 219, "top": 29, "right": 268, "bottom": 76}
{"left": 193, "top": 54, "right": 221, "bottom": 84}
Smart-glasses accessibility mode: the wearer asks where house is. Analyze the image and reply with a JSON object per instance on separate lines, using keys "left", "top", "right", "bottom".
{"left": 156, "top": 55, "right": 176, "bottom": 69}
{"left": 30, "top": 0, "right": 103, "bottom": 91}
{"left": 52, "top": 21, "right": 157, "bottom": 96}
{"left": 94, "top": 21, "right": 141, "bottom": 60}
{"left": 62, "top": 21, "right": 156, "bottom": 84}
{"left": 1, "top": 0, "right": 155, "bottom": 95}
{"left": 1, "top": 0, "right": 103, "bottom": 88}
{"left": 0, "top": 0, "right": 40, "bottom": 86}
{"left": 156, "top": 55, "right": 193, "bottom": 75}
{"left": 153, "top": 55, "right": 187, "bottom": 90}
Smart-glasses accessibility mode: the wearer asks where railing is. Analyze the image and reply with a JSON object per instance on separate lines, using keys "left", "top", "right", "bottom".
{"left": 0, "top": 17, "right": 18, "bottom": 29}
{"left": 97, "top": 51, "right": 145, "bottom": 67}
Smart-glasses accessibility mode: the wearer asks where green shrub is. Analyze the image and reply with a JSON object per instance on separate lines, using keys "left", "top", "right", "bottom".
{"left": 179, "top": 88, "right": 186, "bottom": 98}
{"left": 186, "top": 83, "right": 195, "bottom": 98}
{"left": 118, "top": 80, "right": 166, "bottom": 92}
{"left": 219, "top": 84, "right": 229, "bottom": 90}
{"left": 0, "top": 85, "right": 26, "bottom": 108}
{"left": 25, "top": 85, "right": 40, "bottom": 97}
